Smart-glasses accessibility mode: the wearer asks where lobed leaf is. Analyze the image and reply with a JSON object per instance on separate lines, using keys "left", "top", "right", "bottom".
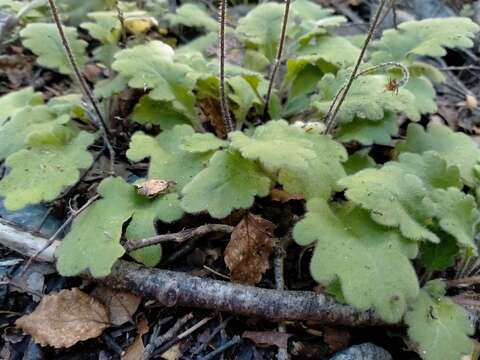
{"left": 181, "top": 150, "right": 271, "bottom": 219}
{"left": 294, "top": 200, "right": 419, "bottom": 323}
{"left": 165, "top": 3, "right": 217, "bottom": 32}
{"left": 0, "top": 87, "right": 43, "bottom": 125}
{"left": 131, "top": 95, "right": 190, "bottom": 130}
{"left": 337, "top": 112, "right": 398, "bottom": 146}
{"left": 21, "top": 23, "right": 87, "bottom": 75}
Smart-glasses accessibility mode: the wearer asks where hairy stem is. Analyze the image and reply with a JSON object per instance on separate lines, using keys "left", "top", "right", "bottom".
{"left": 218, "top": 0, "right": 234, "bottom": 134}
{"left": 263, "top": 0, "right": 291, "bottom": 120}
{"left": 46, "top": 0, "right": 116, "bottom": 172}
{"left": 325, "top": 0, "right": 388, "bottom": 134}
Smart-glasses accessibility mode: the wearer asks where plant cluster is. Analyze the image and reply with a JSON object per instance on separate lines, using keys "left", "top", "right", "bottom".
{"left": 0, "top": 0, "right": 480, "bottom": 358}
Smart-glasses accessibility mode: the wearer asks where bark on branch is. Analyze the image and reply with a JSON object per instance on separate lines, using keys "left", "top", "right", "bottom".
{"left": 0, "top": 219, "right": 384, "bottom": 326}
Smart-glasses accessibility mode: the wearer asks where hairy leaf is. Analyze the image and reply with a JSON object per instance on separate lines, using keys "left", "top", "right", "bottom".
{"left": 131, "top": 96, "right": 190, "bottom": 130}
{"left": 227, "top": 76, "right": 263, "bottom": 126}
{"left": 81, "top": 11, "right": 121, "bottom": 44}
{"left": 235, "top": 2, "right": 290, "bottom": 61}
{"left": 0, "top": 87, "right": 43, "bottom": 125}
{"left": 403, "top": 77, "right": 437, "bottom": 116}
{"left": 180, "top": 133, "right": 228, "bottom": 153}
{"left": 165, "top": 3, "right": 217, "bottom": 32}
{"left": 21, "top": 23, "right": 87, "bottom": 75}
{"left": 294, "top": 200, "right": 419, "bottom": 323}
{"left": 397, "top": 123, "right": 480, "bottom": 187}
{"left": 420, "top": 236, "right": 459, "bottom": 272}
{"left": 127, "top": 125, "right": 212, "bottom": 190}
{"left": 0, "top": 131, "right": 94, "bottom": 211}
{"left": 405, "top": 280, "right": 473, "bottom": 360}
{"left": 112, "top": 41, "right": 197, "bottom": 122}
{"left": 181, "top": 150, "right": 271, "bottom": 219}
{"left": 371, "top": 18, "right": 480, "bottom": 64}
{"left": 337, "top": 112, "right": 398, "bottom": 146}
{"left": 343, "top": 152, "right": 377, "bottom": 175}
{"left": 312, "top": 71, "right": 419, "bottom": 123}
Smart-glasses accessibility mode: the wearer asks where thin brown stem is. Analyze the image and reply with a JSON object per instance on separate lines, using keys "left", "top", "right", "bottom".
{"left": 325, "top": 0, "right": 388, "bottom": 134}
{"left": 263, "top": 0, "right": 291, "bottom": 120}
{"left": 46, "top": 0, "right": 115, "bottom": 173}
{"left": 124, "top": 224, "right": 234, "bottom": 252}
{"left": 218, "top": 0, "right": 234, "bottom": 134}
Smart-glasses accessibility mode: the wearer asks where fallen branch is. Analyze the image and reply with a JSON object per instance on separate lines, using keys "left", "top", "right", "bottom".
{"left": 0, "top": 219, "right": 384, "bottom": 326}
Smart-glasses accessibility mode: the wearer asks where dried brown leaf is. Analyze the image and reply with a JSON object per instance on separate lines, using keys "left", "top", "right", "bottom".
{"left": 122, "top": 335, "right": 144, "bottom": 360}
{"left": 134, "top": 178, "right": 175, "bottom": 198}
{"left": 224, "top": 213, "right": 275, "bottom": 285}
{"left": 92, "top": 286, "right": 141, "bottom": 326}
{"left": 161, "top": 344, "right": 183, "bottom": 360}
{"left": 15, "top": 288, "right": 109, "bottom": 348}
{"left": 243, "top": 331, "right": 292, "bottom": 348}
{"left": 270, "top": 188, "right": 304, "bottom": 203}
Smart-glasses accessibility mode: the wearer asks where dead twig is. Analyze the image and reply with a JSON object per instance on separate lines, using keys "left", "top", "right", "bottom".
{"left": 274, "top": 238, "right": 291, "bottom": 360}
{"left": 46, "top": 0, "right": 116, "bottom": 174}
{"left": 263, "top": 0, "right": 291, "bottom": 120}
{"left": 325, "top": 0, "right": 388, "bottom": 134}
{"left": 199, "top": 335, "right": 241, "bottom": 360}
{"left": 0, "top": 219, "right": 385, "bottom": 326}
{"left": 124, "top": 224, "right": 234, "bottom": 252}
{"left": 447, "top": 276, "right": 480, "bottom": 288}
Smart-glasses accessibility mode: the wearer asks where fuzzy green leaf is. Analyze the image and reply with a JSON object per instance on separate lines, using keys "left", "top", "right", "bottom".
{"left": 127, "top": 125, "right": 212, "bottom": 190}
{"left": 235, "top": 2, "right": 290, "bottom": 61}
{"left": 57, "top": 177, "right": 184, "bottom": 276}
{"left": 165, "top": 3, "right": 217, "bottom": 32}
{"left": 0, "top": 87, "right": 43, "bottom": 125}
{"left": 81, "top": 11, "right": 121, "bottom": 44}
{"left": 112, "top": 41, "right": 197, "bottom": 122}
{"left": 0, "top": 106, "right": 70, "bottom": 161}
{"left": 371, "top": 18, "right": 480, "bottom": 64}
{"left": 397, "top": 123, "right": 480, "bottom": 187}
{"left": 403, "top": 77, "right": 437, "bottom": 116}
{"left": 181, "top": 150, "right": 271, "bottom": 219}
{"left": 131, "top": 96, "right": 190, "bottom": 130}
{"left": 337, "top": 112, "right": 398, "bottom": 146}
{"left": 296, "top": 35, "right": 360, "bottom": 68}
{"left": 0, "top": 130, "right": 94, "bottom": 211}
{"left": 294, "top": 200, "right": 419, "bottom": 323}
{"left": 229, "top": 120, "right": 317, "bottom": 172}
{"left": 343, "top": 152, "right": 377, "bottom": 175}
{"left": 227, "top": 76, "right": 263, "bottom": 126}
{"left": 180, "top": 133, "right": 227, "bottom": 153}
{"left": 405, "top": 280, "right": 473, "bottom": 360}
{"left": 339, "top": 152, "right": 463, "bottom": 242}
{"left": 420, "top": 236, "right": 459, "bottom": 272}
{"left": 312, "top": 70, "right": 419, "bottom": 123}
{"left": 20, "top": 23, "right": 87, "bottom": 75}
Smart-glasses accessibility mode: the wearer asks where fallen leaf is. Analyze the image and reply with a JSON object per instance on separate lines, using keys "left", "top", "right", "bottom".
{"left": 224, "top": 213, "right": 275, "bottom": 285}
{"left": 323, "top": 327, "right": 350, "bottom": 353}
{"left": 16, "top": 288, "right": 109, "bottom": 348}
{"left": 465, "top": 95, "right": 478, "bottom": 111}
{"left": 122, "top": 335, "right": 144, "bottom": 360}
{"left": 198, "top": 98, "right": 227, "bottom": 138}
{"left": 270, "top": 188, "right": 304, "bottom": 203}
{"left": 92, "top": 286, "right": 141, "bottom": 326}
{"left": 162, "top": 344, "right": 183, "bottom": 360}
{"left": 243, "top": 331, "right": 292, "bottom": 348}
{"left": 134, "top": 178, "right": 174, "bottom": 198}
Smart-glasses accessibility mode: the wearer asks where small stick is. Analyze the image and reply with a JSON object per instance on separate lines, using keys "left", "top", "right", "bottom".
{"left": 124, "top": 224, "right": 234, "bottom": 252}
{"left": 46, "top": 0, "right": 115, "bottom": 173}
{"left": 263, "top": 0, "right": 291, "bottom": 120}
{"left": 199, "top": 335, "right": 241, "bottom": 360}
{"left": 192, "top": 317, "right": 232, "bottom": 355}
{"left": 218, "top": 0, "right": 234, "bottom": 134}
{"left": 447, "top": 276, "right": 480, "bottom": 288}
{"left": 19, "top": 194, "right": 100, "bottom": 275}
{"left": 325, "top": 0, "right": 388, "bottom": 134}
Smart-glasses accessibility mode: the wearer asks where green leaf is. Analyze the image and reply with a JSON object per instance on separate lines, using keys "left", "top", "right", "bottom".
{"left": 0, "top": 87, "right": 43, "bottom": 125}
{"left": 181, "top": 150, "right": 271, "bottom": 219}
{"left": 180, "top": 133, "right": 227, "bottom": 153}
{"left": 56, "top": 177, "right": 134, "bottom": 277}
{"left": 0, "top": 130, "right": 94, "bottom": 211}
{"left": 131, "top": 95, "right": 190, "bottom": 130}
{"left": 371, "top": 17, "right": 480, "bottom": 64}
{"left": 343, "top": 151, "right": 377, "bottom": 176}
{"left": 296, "top": 35, "right": 360, "bottom": 68}
{"left": 312, "top": 70, "right": 419, "bottom": 123}
{"left": 337, "top": 112, "right": 398, "bottom": 146}
{"left": 80, "top": 11, "right": 121, "bottom": 44}
{"left": 127, "top": 125, "right": 212, "bottom": 190}
{"left": 235, "top": 2, "right": 290, "bottom": 61}
{"left": 20, "top": 23, "right": 87, "bottom": 75}
{"left": 57, "top": 176, "right": 184, "bottom": 276}
{"left": 405, "top": 280, "right": 473, "bottom": 360}
{"left": 112, "top": 41, "right": 198, "bottom": 122}
{"left": 0, "top": 106, "right": 70, "bottom": 161}
{"left": 294, "top": 200, "right": 419, "bottom": 323}
{"left": 227, "top": 76, "right": 263, "bottom": 126}
{"left": 420, "top": 235, "right": 459, "bottom": 272}
{"left": 278, "top": 131, "right": 347, "bottom": 200}
{"left": 430, "top": 188, "right": 479, "bottom": 252}
{"left": 397, "top": 123, "right": 480, "bottom": 187}
{"left": 229, "top": 120, "right": 317, "bottom": 172}
{"left": 165, "top": 3, "right": 217, "bottom": 32}
{"left": 338, "top": 152, "right": 462, "bottom": 243}
{"left": 290, "top": 0, "right": 334, "bottom": 22}
{"left": 94, "top": 75, "right": 129, "bottom": 99}
{"left": 403, "top": 77, "right": 437, "bottom": 116}
{"left": 126, "top": 192, "right": 183, "bottom": 267}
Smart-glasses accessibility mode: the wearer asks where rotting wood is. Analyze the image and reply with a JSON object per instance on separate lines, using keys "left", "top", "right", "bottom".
{"left": 0, "top": 219, "right": 385, "bottom": 326}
